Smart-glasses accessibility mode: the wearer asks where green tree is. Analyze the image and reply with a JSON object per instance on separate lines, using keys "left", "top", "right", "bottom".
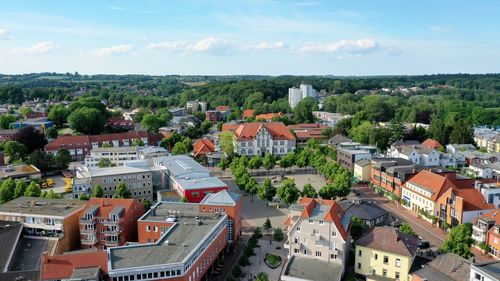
{"left": 350, "top": 216, "right": 365, "bottom": 239}
{"left": 141, "top": 198, "right": 153, "bottom": 211}
{"left": 141, "top": 114, "right": 163, "bottom": 133}
{"left": 200, "top": 120, "right": 213, "bottom": 134}
{"left": 449, "top": 120, "right": 475, "bottom": 144}
{"left": 440, "top": 223, "right": 474, "bottom": 258}
{"left": 263, "top": 217, "right": 272, "bottom": 231}
{"left": 45, "top": 127, "right": 58, "bottom": 139}
{"left": 399, "top": 222, "right": 417, "bottom": 237}
{"left": 26, "top": 150, "right": 53, "bottom": 172}
{"left": 232, "top": 265, "right": 242, "bottom": 279}
{"left": 246, "top": 177, "right": 259, "bottom": 202}
{"left": 273, "top": 227, "right": 284, "bottom": 243}
{"left": 113, "top": 182, "right": 131, "bottom": 199}
{"left": 279, "top": 152, "right": 295, "bottom": 173}
{"left": 218, "top": 157, "right": 229, "bottom": 175}
{"left": 92, "top": 185, "right": 104, "bottom": 198}
{"left": 248, "top": 156, "right": 262, "bottom": 171}
{"left": 295, "top": 149, "right": 309, "bottom": 169}
{"left": 350, "top": 121, "right": 372, "bottom": 144}
{"left": 97, "top": 158, "right": 116, "bottom": 168}
{"left": 0, "top": 178, "right": 15, "bottom": 203}
{"left": 68, "top": 107, "right": 106, "bottom": 135}
{"left": 0, "top": 114, "right": 16, "bottom": 129}
{"left": 172, "top": 142, "right": 188, "bottom": 155}
{"left": 276, "top": 178, "right": 300, "bottom": 206}
{"left": 255, "top": 272, "right": 269, "bottom": 281}
{"left": 258, "top": 178, "right": 276, "bottom": 203}
{"left": 262, "top": 154, "right": 276, "bottom": 172}
{"left": 24, "top": 181, "right": 41, "bottom": 197}
{"left": 48, "top": 105, "right": 69, "bottom": 128}
{"left": 54, "top": 149, "right": 71, "bottom": 170}
{"left": 301, "top": 183, "right": 318, "bottom": 198}
{"left": 219, "top": 131, "right": 235, "bottom": 156}
{"left": 133, "top": 138, "right": 145, "bottom": 146}
{"left": 293, "top": 97, "right": 317, "bottom": 123}
{"left": 79, "top": 194, "right": 90, "bottom": 200}
{"left": 14, "top": 180, "right": 27, "bottom": 198}
{"left": 19, "top": 106, "right": 33, "bottom": 117}
{"left": 4, "top": 141, "right": 28, "bottom": 161}
{"left": 333, "top": 170, "right": 351, "bottom": 198}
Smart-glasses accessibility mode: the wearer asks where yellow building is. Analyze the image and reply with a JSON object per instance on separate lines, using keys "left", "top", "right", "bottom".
{"left": 354, "top": 226, "right": 420, "bottom": 281}
{"left": 353, "top": 159, "right": 371, "bottom": 182}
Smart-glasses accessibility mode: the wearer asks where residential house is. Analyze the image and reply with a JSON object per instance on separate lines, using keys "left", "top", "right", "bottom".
{"left": 193, "top": 138, "right": 216, "bottom": 157}
{"left": 288, "top": 123, "right": 328, "bottom": 145}
{"left": 355, "top": 226, "right": 420, "bottom": 281}
{"left": 339, "top": 200, "right": 388, "bottom": 228}
{"left": 337, "top": 142, "right": 377, "bottom": 172}
{"left": 255, "top": 112, "right": 283, "bottom": 122}
{"left": 79, "top": 198, "right": 144, "bottom": 249}
{"left": 313, "top": 111, "right": 350, "bottom": 128}
{"left": 0, "top": 197, "right": 86, "bottom": 254}
{"left": 231, "top": 122, "right": 296, "bottom": 157}
{"left": 369, "top": 157, "right": 419, "bottom": 198}
{"left": 446, "top": 143, "right": 476, "bottom": 154}
{"left": 169, "top": 107, "right": 187, "bottom": 116}
{"left": 215, "top": 105, "right": 231, "bottom": 121}
{"left": 468, "top": 162, "right": 500, "bottom": 180}
{"left": 421, "top": 138, "right": 443, "bottom": 150}
{"left": 282, "top": 198, "right": 351, "bottom": 281}
{"left": 461, "top": 151, "right": 498, "bottom": 166}
{"left": 241, "top": 109, "right": 255, "bottom": 119}
{"left": 470, "top": 261, "right": 500, "bottom": 281}
{"left": 0, "top": 128, "right": 21, "bottom": 142}
{"left": 45, "top": 131, "right": 163, "bottom": 160}
{"left": 475, "top": 182, "right": 500, "bottom": 209}
{"left": 472, "top": 208, "right": 500, "bottom": 258}
{"left": 106, "top": 117, "right": 135, "bottom": 131}
{"left": 411, "top": 253, "right": 470, "bottom": 281}
{"left": 387, "top": 144, "right": 440, "bottom": 167}
{"left": 205, "top": 110, "right": 220, "bottom": 123}
{"left": 328, "top": 134, "right": 352, "bottom": 147}
{"left": 475, "top": 128, "right": 500, "bottom": 153}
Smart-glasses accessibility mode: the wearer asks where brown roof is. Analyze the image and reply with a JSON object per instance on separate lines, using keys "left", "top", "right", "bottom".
{"left": 215, "top": 105, "right": 230, "bottom": 112}
{"left": 41, "top": 251, "right": 108, "bottom": 280}
{"left": 406, "top": 170, "right": 456, "bottom": 201}
{"left": 422, "top": 138, "right": 443, "bottom": 149}
{"left": 255, "top": 112, "right": 283, "bottom": 120}
{"left": 453, "top": 188, "right": 495, "bottom": 211}
{"left": 355, "top": 226, "right": 420, "bottom": 257}
{"left": 242, "top": 109, "right": 255, "bottom": 118}
{"left": 288, "top": 123, "right": 329, "bottom": 140}
{"left": 193, "top": 138, "right": 216, "bottom": 157}
{"left": 234, "top": 122, "right": 295, "bottom": 141}
{"left": 107, "top": 117, "right": 134, "bottom": 126}
{"left": 221, "top": 124, "right": 240, "bottom": 132}
{"left": 479, "top": 208, "right": 500, "bottom": 225}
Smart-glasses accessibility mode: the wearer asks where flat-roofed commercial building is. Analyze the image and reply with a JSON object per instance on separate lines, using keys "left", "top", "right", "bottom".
{"left": 0, "top": 164, "right": 41, "bottom": 180}
{"left": 155, "top": 155, "right": 228, "bottom": 203}
{"left": 84, "top": 146, "right": 168, "bottom": 168}
{"left": 0, "top": 197, "right": 86, "bottom": 254}
{"left": 80, "top": 198, "right": 144, "bottom": 250}
{"left": 107, "top": 190, "right": 241, "bottom": 281}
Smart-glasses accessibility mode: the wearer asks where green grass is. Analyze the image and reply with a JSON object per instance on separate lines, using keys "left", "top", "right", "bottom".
{"left": 264, "top": 253, "right": 282, "bottom": 269}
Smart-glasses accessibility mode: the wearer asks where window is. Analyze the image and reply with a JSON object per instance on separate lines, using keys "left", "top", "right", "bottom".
{"left": 383, "top": 256, "right": 389, "bottom": 264}
{"left": 374, "top": 253, "right": 378, "bottom": 260}
{"left": 192, "top": 192, "right": 200, "bottom": 197}
{"left": 358, "top": 250, "right": 362, "bottom": 257}
{"left": 315, "top": 240, "right": 322, "bottom": 246}
{"left": 395, "top": 258, "right": 401, "bottom": 267}
{"left": 319, "top": 220, "right": 324, "bottom": 225}
{"left": 357, "top": 263, "right": 361, "bottom": 270}
{"left": 296, "top": 227, "right": 301, "bottom": 232}
{"left": 154, "top": 226, "right": 158, "bottom": 232}
{"left": 146, "top": 225, "right": 151, "bottom": 232}
{"left": 308, "top": 219, "right": 313, "bottom": 224}
{"left": 294, "top": 249, "right": 299, "bottom": 253}
{"left": 395, "top": 272, "right": 400, "bottom": 280}
{"left": 330, "top": 254, "right": 337, "bottom": 259}
{"left": 315, "top": 251, "right": 322, "bottom": 257}
{"left": 331, "top": 231, "right": 337, "bottom": 237}
{"left": 382, "top": 269, "right": 387, "bottom": 277}
{"left": 303, "top": 250, "right": 307, "bottom": 255}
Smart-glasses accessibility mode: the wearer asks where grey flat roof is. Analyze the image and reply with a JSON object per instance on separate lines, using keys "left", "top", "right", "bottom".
{"left": 156, "top": 155, "right": 209, "bottom": 178}
{"left": 72, "top": 267, "right": 101, "bottom": 278}
{"left": 0, "top": 221, "right": 23, "bottom": 270}
{"left": 473, "top": 261, "right": 500, "bottom": 280}
{"left": 284, "top": 256, "right": 343, "bottom": 281}
{"left": 0, "top": 197, "right": 85, "bottom": 217}
{"left": 109, "top": 202, "right": 225, "bottom": 270}
{"left": 177, "top": 176, "right": 227, "bottom": 190}
{"left": 200, "top": 190, "right": 240, "bottom": 206}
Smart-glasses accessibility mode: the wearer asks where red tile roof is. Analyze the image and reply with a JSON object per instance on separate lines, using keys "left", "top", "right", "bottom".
{"left": 107, "top": 117, "right": 134, "bottom": 127}
{"left": 41, "top": 251, "right": 108, "bottom": 280}
{"left": 421, "top": 138, "right": 443, "bottom": 149}
{"left": 479, "top": 208, "right": 500, "bottom": 225}
{"left": 406, "top": 170, "right": 456, "bottom": 201}
{"left": 193, "top": 138, "right": 216, "bottom": 157}
{"left": 288, "top": 123, "right": 329, "bottom": 140}
{"left": 296, "top": 197, "right": 349, "bottom": 240}
{"left": 242, "top": 110, "right": 255, "bottom": 118}
{"left": 454, "top": 188, "right": 495, "bottom": 211}
{"left": 234, "top": 122, "right": 295, "bottom": 141}
{"left": 215, "top": 105, "right": 230, "bottom": 112}
{"left": 255, "top": 112, "right": 283, "bottom": 121}
{"left": 221, "top": 124, "right": 240, "bottom": 132}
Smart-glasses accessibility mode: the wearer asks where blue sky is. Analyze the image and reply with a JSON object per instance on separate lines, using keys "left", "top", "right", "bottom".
{"left": 0, "top": 0, "right": 499, "bottom": 75}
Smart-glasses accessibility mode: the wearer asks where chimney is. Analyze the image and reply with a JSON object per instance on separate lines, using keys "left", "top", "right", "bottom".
{"left": 42, "top": 251, "right": 48, "bottom": 264}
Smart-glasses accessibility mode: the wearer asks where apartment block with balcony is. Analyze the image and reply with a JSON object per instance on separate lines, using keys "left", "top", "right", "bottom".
{"left": 80, "top": 198, "right": 144, "bottom": 250}
{"left": 472, "top": 209, "right": 500, "bottom": 259}
{"left": 0, "top": 197, "right": 86, "bottom": 254}
{"left": 282, "top": 198, "right": 351, "bottom": 281}
{"left": 369, "top": 157, "right": 419, "bottom": 198}
{"left": 337, "top": 142, "right": 377, "bottom": 172}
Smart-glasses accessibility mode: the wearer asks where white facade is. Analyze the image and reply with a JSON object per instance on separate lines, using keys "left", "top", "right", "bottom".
{"left": 85, "top": 146, "right": 168, "bottom": 168}
{"left": 401, "top": 182, "right": 435, "bottom": 217}
{"left": 477, "top": 183, "right": 500, "bottom": 209}
{"left": 288, "top": 87, "right": 303, "bottom": 109}
{"left": 300, "top": 83, "right": 316, "bottom": 99}
{"left": 388, "top": 147, "right": 440, "bottom": 167}
{"left": 234, "top": 126, "right": 295, "bottom": 157}
{"left": 313, "top": 111, "right": 350, "bottom": 128}
{"left": 470, "top": 262, "right": 500, "bottom": 281}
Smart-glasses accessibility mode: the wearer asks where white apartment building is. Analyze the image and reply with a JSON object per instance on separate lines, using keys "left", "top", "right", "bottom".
{"left": 313, "top": 111, "right": 350, "bottom": 128}
{"left": 84, "top": 146, "right": 168, "bottom": 167}
{"left": 387, "top": 145, "right": 440, "bottom": 167}
{"left": 288, "top": 87, "right": 303, "bottom": 109}
{"left": 300, "top": 83, "right": 316, "bottom": 99}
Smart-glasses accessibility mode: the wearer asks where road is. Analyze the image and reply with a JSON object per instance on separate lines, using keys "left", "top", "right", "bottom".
{"left": 351, "top": 184, "right": 446, "bottom": 247}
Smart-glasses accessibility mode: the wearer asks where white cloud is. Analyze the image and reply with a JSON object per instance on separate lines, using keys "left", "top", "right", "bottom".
{"left": 296, "top": 38, "right": 382, "bottom": 54}
{"left": 244, "top": 41, "right": 286, "bottom": 50}
{"left": 0, "top": 28, "right": 9, "bottom": 39}
{"left": 430, "top": 25, "right": 451, "bottom": 33}
{"left": 12, "top": 41, "right": 59, "bottom": 54}
{"left": 91, "top": 44, "right": 133, "bottom": 56}
{"left": 148, "top": 38, "right": 231, "bottom": 54}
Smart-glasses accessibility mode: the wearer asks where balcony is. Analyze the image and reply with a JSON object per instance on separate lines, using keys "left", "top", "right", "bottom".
{"left": 81, "top": 237, "right": 98, "bottom": 245}
{"left": 105, "top": 240, "right": 120, "bottom": 247}
{"left": 103, "top": 229, "right": 121, "bottom": 236}
{"left": 80, "top": 228, "right": 97, "bottom": 235}
{"left": 103, "top": 219, "right": 120, "bottom": 226}
{"left": 80, "top": 217, "right": 96, "bottom": 225}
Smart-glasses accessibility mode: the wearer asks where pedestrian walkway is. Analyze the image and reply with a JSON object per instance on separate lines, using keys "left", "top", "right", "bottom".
{"left": 243, "top": 236, "right": 287, "bottom": 281}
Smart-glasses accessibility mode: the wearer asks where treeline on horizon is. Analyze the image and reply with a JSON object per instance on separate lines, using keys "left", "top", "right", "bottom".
{"left": 0, "top": 73, "right": 498, "bottom": 128}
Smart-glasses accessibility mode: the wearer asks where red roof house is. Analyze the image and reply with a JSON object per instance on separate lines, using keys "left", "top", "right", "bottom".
{"left": 421, "top": 138, "right": 443, "bottom": 149}
{"left": 193, "top": 138, "right": 216, "bottom": 157}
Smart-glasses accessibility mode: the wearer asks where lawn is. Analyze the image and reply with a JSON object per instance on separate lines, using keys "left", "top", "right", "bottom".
{"left": 264, "top": 253, "right": 282, "bottom": 269}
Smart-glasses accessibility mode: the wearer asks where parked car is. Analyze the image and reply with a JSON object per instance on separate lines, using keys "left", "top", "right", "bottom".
{"left": 418, "top": 241, "right": 430, "bottom": 249}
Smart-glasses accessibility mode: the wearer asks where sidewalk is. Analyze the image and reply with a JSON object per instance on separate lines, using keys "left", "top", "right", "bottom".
{"left": 243, "top": 236, "right": 287, "bottom": 281}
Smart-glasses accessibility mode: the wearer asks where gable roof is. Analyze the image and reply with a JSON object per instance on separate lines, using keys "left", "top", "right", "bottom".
{"left": 0, "top": 221, "right": 23, "bottom": 271}
{"left": 406, "top": 170, "right": 456, "bottom": 200}
{"left": 255, "top": 112, "right": 283, "bottom": 120}
{"left": 215, "top": 105, "right": 230, "bottom": 112}
{"left": 200, "top": 190, "right": 240, "bottom": 206}
{"left": 193, "top": 139, "right": 216, "bottom": 157}
{"left": 41, "top": 251, "right": 108, "bottom": 280}
{"left": 221, "top": 124, "right": 240, "bottom": 132}
{"left": 422, "top": 138, "right": 443, "bottom": 149}
{"left": 234, "top": 122, "right": 295, "bottom": 141}
{"left": 355, "top": 226, "right": 420, "bottom": 257}
{"left": 453, "top": 188, "right": 495, "bottom": 211}
{"left": 242, "top": 109, "right": 255, "bottom": 118}
{"left": 328, "top": 134, "right": 352, "bottom": 146}
{"left": 411, "top": 253, "right": 470, "bottom": 281}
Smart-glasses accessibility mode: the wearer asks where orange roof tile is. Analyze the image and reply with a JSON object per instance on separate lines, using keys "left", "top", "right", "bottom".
{"left": 41, "top": 251, "right": 108, "bottom": 280}
{"left": 406, "top": 170, "right": 456, "bottom": 201}
{"left": 193, "top": 138, "right": 216, "bottom": 157}
{"left": 215, "top": 105, "right": 230, "bottom": 112}
{"left": 296, "top": 197, "right": 349, "bottom": 240}
{"left": 255, "top": 112, "right": 283, "bottom": 120}
{"left": 454, "top": 188, "right": 495, "bottom": 212}
{"left": 422, "top": 138, "right": 443, "bottom": 149}
{"left": 221, "top": 124, "right": 240, "bottom": 132}
{"left": 242, "top": 109, "right": 255, "bottom": 118}
{"left": 233, "top": 122, "right": 295, "bottom": 141}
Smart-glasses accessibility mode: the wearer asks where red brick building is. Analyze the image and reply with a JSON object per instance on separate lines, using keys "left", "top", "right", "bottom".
{"left": 45, "top": 131, "right": 163, "bottom": 160}
{"left": 369, "top": 158, "right": 420, "bottom": 198}
{"left": 41, "top": 251, "right": 108, "bottom": 280}
{"left": 80, "top": 198, "right": 144, "bottom": 249}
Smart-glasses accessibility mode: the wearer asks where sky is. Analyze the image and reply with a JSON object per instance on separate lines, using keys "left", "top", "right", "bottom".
{"left": 0, "top": 0, "right": 499, "bottom": 75}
